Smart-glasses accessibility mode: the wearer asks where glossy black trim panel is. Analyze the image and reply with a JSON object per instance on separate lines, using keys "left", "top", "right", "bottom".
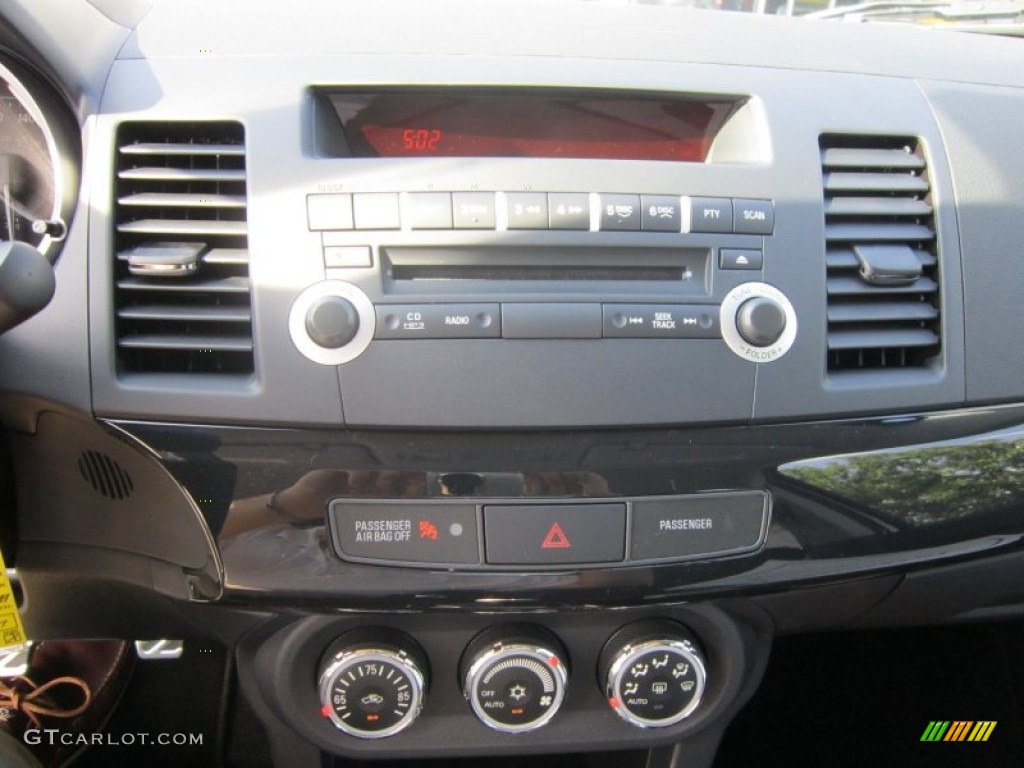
{"left": 112, "top": 403, "right": 1024, "bottom": 610}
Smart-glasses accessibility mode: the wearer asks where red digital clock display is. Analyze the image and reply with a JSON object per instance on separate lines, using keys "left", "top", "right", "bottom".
{"left": 402, "top": 128, "right": 443, "bottom": 151}
{"left": 330, "top": 91, "right": 738, "bottom": 162}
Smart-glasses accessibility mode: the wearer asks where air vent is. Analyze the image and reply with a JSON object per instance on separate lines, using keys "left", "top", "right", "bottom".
{"left": 821, "top": 136, "right": 940, "bottom": 372}
{"left": 114, "top": 121, "right": 253, "bottom": 374}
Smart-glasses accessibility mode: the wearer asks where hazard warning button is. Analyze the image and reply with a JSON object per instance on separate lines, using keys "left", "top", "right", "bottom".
{"left": 483, "top": 503, "right": 626, "bottom": 565}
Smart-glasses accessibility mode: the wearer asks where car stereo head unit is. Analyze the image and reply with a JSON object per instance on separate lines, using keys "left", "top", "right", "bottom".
{"left": 289, "top": 86, "right": 791, "bottom": 428}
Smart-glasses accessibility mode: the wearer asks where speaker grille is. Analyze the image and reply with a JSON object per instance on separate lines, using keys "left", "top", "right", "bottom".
{"left": 78, "top": 451, "right": 134, "bottom": 501}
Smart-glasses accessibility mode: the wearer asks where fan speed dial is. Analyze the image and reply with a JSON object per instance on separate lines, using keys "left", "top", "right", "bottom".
{"left": 461, "top": 626, "right": 569, "bottom": 733}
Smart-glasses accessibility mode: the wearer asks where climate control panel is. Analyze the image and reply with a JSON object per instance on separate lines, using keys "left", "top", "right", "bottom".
{"left": 247, "top": 604, "right": 766, "bottom": 759}
{"left": 315, "top": 622, "right": 707, "bottom": 741}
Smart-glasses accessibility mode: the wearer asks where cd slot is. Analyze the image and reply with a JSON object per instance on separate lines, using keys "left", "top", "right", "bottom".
{"left": 383, "top": 246, "right": 709, "bottom": 295}
{"left": 392, "top": 265, "right": 687, "bottom": 282}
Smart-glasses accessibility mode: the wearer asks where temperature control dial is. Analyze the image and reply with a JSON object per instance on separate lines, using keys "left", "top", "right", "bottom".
{"left": 461, "top": 626, "right": 569, "bottom": 733}
{"left": 317, "top": 629, "right": 428, "bottom": 739}
{"left": 600, "top": 621, "right": 707, "bottom": 729}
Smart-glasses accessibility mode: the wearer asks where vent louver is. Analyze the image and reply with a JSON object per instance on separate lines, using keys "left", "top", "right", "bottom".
{"left": 821, "top": 136, "right": 940, "bottom": 373}
{"left": 114, "top": 122, "right": 254, "bottom": 375}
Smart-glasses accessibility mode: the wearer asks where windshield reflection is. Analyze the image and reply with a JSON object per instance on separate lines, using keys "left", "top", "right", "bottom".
{"left": 779, "top": 432, "right": 1024, "bottom": 527}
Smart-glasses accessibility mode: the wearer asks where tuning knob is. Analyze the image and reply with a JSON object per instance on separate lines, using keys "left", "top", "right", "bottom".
{"left": 305, "top": 295, "right": 359, "bottom": 348}
{"left": 599, "top": 620, "right": 706, "bottom": 729}
{"left": 317, "top": 629, "right": 428, "bottom": 739}
{"left": 720, "top": 282, "right": 797, "bottom": 363}
{"left": 735, "top": 296, "right": 786, "bottom": 347}
{"left": 461, "top": 625, "right": 569, "bottom": 733}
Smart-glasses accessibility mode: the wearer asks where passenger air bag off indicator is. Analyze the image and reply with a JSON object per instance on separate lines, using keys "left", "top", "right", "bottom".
{"left": 329, "top": 501, "right": 481, "bottom": 565}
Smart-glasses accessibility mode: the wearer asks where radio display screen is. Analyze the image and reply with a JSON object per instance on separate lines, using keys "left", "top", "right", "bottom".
{"left": 326, "top": 90, "right": 739, "bottom": 162}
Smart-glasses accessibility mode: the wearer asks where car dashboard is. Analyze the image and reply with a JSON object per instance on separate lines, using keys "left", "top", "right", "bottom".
{"left": 1, "top": 0, "right": 1023, "bottom": 765}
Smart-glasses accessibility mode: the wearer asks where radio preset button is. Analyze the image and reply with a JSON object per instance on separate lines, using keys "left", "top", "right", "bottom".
{"left": 307, "top": 193, "right": 354, "bottom": 231}
{"left": 353, "top": 193, "right": 401, "bottom": 230}
{"left": 506, "top": 193, "right": 549, "bottom": 229}
{"left": 720, "top": 248, "right": 763, "bottom": 271}
{"left": 733, "top": 198, "right": 775, "bottom": 235}
{"left": 689, "top": 197, "right": 733, "bottom": 233}
{"left": 407, "top": 192, "right": 453, "bottom": 229}
{"left": 453, "top": 192, "right": 496, "bottom": 229}
{"left": 641, "top": 195, "right": 682, "bottom": 232}
{"left": 548, "top": 193, "right": 591, "bottom": 230}
{"left": 600, "top": 194, "right": 642, "bottom": 231}
{"left": 375, "top": 303, "right": 501, "bottom": 340}
{"left": 603, "top": 304, "right": 720, "bottom": 339}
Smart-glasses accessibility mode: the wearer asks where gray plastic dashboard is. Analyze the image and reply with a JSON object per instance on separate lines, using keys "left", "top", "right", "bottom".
{"left": 1, "top": 0, "right": 1023, "bottom": 429}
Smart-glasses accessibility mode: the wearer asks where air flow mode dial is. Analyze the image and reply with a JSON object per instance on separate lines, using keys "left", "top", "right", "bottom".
{"left": 461, "top": 626, "right": 569, "bottom": 733}
{"left": 600, "top": 620, "right": 707, "bottom": 729}
{"left": 317, "top": 629, "right": 428, "bottom": 739}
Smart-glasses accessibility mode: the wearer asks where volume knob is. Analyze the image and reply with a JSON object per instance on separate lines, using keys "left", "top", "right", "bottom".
{"left": 305, "top": 295, "right": 359, "bottom": 349}
{"left": 288, "top": 281, "right": 375, "bottom": 365}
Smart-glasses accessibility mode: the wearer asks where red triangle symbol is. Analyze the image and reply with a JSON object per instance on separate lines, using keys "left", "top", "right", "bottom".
{"left": 541, "top": 522, "right": 571, "bottom": 549}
